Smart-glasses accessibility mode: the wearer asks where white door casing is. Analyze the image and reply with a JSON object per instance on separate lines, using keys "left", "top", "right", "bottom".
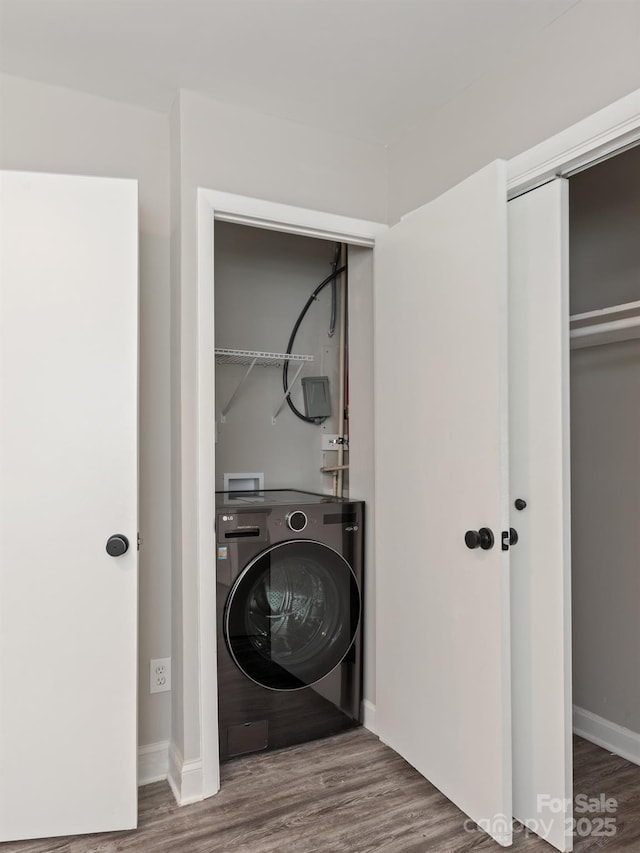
{"left": 374, "top": 161, "right": 513, "bottom": 846}
{"left": 509, "top": 179, "right": 573, "bottom": 852}
{"left": 194, "top": 188, "right": 386, "bottom": 801}
{"left": 0, "top": 171, "right": 138, "bottom": 841}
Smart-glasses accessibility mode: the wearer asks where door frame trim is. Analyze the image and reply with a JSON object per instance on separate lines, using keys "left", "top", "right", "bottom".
{"left": 507, "top": 88, "right": 640, "bottom": 199}
{"left": 193, "top": 88, "right": 640, "bottom": 801}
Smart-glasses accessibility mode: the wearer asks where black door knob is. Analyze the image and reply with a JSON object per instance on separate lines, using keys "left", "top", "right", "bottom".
{"left": 464, "top": 527, "right": 495, "bottom": 550}
{"left": 514, "top": 498, "right": 527, "bottom": 511}
{"left": 509, "top": 527, "right": 519, "bottom": 545}
{"left": 106, "top": 535, "right": 129, "bottom": 557}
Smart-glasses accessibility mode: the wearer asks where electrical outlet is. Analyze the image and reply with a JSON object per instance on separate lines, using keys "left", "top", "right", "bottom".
{"left": 150, "top": 657, "right": 171, "bottom": 694}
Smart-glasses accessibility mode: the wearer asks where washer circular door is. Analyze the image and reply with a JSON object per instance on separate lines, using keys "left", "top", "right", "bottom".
{"left": 224, "top": 539, "right": 361, "bottom": 691}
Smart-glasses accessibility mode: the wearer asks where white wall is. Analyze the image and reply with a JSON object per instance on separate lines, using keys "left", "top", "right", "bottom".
{"left": 0, "top": 73, "right": 172, "bottom": 749}
{"left": 388, "top": 0, "right": 640, "bottom": 220}
{"left": 178, "top": 90, "right": 388, "bottom": 224}
{"left": 170, "top": 89, "right": 388, "bottom": 771}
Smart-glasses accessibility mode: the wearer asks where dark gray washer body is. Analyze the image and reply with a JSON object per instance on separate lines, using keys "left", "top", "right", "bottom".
{"left": 215, "top": 489, "right": 364, "bottom": 761}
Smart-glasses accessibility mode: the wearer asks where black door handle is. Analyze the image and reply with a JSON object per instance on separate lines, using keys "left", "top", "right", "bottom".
{"left": 464, "top": 528, "right": 495, "bottom": 550}
{"left": 106, "top": 534, "right": 129, "bottom": 557}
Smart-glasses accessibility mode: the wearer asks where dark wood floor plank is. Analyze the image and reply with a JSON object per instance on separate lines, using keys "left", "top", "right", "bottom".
{"left": 2, "top": 729, "right": 639, "bottom": 852}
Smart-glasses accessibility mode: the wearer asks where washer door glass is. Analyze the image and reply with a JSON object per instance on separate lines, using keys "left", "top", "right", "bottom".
{"left": 224, "top": 540, "right": 361, "bottom": 691}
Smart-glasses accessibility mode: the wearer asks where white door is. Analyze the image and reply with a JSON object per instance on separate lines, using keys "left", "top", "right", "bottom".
{"left": 374, "top": 161, "right": 513, "bottom": 846}
{"left": 0, "top": 171, "right": 138, "bottom": 841}
{"left": 509, "top": 179, "right": 573, "bottom": 851}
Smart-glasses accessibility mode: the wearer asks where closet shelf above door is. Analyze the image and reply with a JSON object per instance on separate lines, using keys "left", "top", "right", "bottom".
{"left": 570, "top": 300, "right": 640, "bottom": 350}
{"left": 215, "top": 348, "right": 314, "bottom": 421}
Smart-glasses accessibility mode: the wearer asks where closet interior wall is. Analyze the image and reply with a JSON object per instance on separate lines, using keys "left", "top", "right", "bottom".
{"left": 214, "top": 222, "right": 345, "bottom": 494}
{"left": 569, "top": 145, "right": 640, "bottom": 740}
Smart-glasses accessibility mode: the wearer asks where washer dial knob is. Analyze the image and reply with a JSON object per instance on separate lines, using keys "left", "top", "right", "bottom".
{"left": 286, "top": 510, "right": 308, "bottom": 532}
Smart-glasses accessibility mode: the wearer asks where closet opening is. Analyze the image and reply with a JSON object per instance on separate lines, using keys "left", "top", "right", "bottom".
{"left": 209, "top": 212, "right": 377, "bottom": 770}
{"left": 568, "top": 142, "right": 640, "bottom": 794}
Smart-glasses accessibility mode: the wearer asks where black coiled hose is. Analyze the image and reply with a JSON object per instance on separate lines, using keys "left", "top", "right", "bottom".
{"left": 282, "top": 262, "right": 347, "bottom": 423}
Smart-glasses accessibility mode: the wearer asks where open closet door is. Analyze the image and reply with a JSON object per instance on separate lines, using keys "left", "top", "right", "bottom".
{"left": 374, "top": 161, "right": 513, "bottom": 846}
{"left": 0, "top": 171, "right": 138, "bottom": 841}
{"left": 509, "top": 179, "right": 573, "bottom": 852}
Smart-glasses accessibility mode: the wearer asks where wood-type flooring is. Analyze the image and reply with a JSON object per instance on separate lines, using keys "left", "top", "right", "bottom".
{"left": 3, "top": 729, "right": 639, "bottom": 852}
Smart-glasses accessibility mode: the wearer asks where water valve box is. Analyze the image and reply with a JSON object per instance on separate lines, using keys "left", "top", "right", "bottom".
{"left": 302, "top": 376, "right": 331, "bottom": 419}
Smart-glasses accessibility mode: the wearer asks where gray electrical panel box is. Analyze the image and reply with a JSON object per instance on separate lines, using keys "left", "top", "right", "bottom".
{"left": 301, "top": 376, "right": 331, "bottom": 419}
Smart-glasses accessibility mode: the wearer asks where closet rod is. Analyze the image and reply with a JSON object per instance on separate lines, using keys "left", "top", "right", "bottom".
{"left": 570, "top": 300, "right": 640, "bottom": 350}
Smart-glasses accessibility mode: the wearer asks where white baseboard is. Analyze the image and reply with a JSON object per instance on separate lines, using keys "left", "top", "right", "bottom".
{"left": 363, "top": 699, "right": 376, "bottom": 734}
{"left": 167, "top": 741, "right": 204, "bottom": 806}
{"left": 138, "top": 740, "right": 169, "bottom": 786}
{"left": 573, "top": 705, "right": 640, "bottom": 766}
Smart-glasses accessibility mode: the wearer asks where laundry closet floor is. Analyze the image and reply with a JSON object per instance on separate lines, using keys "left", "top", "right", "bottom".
{"left": 5, "top": 729, "right": 640, "bottom": 852}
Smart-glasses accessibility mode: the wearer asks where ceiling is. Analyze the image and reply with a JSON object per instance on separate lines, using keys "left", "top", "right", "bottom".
{"left": 0, "top": 0, "right": 582, "bottom": 145}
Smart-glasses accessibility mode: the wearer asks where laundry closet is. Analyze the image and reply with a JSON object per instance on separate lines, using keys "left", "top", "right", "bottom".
{"left": 568, "top": 144, "right": 640, "bottom": 752}
{"left": 211, "top": 217, "right": 377, "bottom": 725}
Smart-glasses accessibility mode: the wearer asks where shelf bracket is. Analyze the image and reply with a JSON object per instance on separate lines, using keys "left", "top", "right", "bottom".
{"left": 272, "top": 361, "right": 307, "bottom": 424}
{"left": 220, "top": 357, "right": 258, "bottom": 421}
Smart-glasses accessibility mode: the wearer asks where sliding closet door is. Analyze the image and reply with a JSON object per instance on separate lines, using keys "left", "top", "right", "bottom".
{"left": 509, "top": 179, "right": 573, "bottom": 852}
{"left": 0, "top": 171, "right": 139, "bottom": 841}
{"left": 375, "top": 161, "right": 513, "bottom": 846}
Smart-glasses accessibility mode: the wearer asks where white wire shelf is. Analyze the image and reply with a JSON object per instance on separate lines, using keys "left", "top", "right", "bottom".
{"left": 215, "top": 348, "right": 313, "bottom": 367}
{"left": 570, "top": 300, "right": 640, "bottom": 349}
{"left": 215, "top": 348, "right": 314, "bottom": 421}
